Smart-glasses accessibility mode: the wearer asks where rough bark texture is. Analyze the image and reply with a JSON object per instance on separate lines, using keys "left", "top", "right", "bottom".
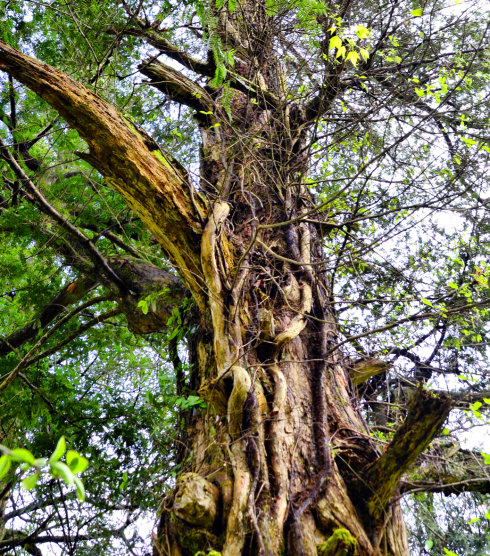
{"left": 0, "top": 34, "right": 458, "bottom": 556}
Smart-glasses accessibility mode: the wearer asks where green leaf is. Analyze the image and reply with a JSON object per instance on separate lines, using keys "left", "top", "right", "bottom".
{"left": 424, "top": 539, "right": 434, "bottom": 550}
{"left": 73, "top": 476, "right": 86, "bottom": 501}
{"left": 0, "top": 455, "right": 11, "bottom": 479}
{"left": 421, "top": 298, "right": 433, "bottom": 306}
{"left": 226, "top": 49, "right": 235, "bottom": 67}
{"left": 137, "top": 299, "right": 149, "bottom": 315}
{"left": 50, "top": 461, "right": 75, "bottom": 486}
{"left": 22, "top": 472, "right": 40, "bottom": 490}
{"left": 329, "top": 36, "right": 343, "bottom": 51}
{"left": 481, "top": 452, "right": 490, "bottom": 465}
{"left": 211, "top": 64, "right": 227, "bottom": 88}
{"left": 66, "top": 450, "right": 89, "bottom": 474}
{"left": 48, "top": 436, "right": 66, "bottom": 463}
{"left": 11, "top": 448, "right": 35, "bottom": 465}
{"left": 442, "top": 428, "right": 450, "bottom": 435}
{"left": 411, "top": 8, "right": 423, "bottom": 16}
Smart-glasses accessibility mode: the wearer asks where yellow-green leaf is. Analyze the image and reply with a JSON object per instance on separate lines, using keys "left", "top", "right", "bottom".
{"left": 11, "top": 449, "right": 35, "bottom": 465}
{"left": 50, "top": 461, "right": 75, "bottom": 485}
{"left": 0, "top": 455, "right": 11, "bottom": 479}
{"left": 73, "top": 476, "right": 86, "bottom": 501}
{"left": 329, "top": 36, "right": 343, "bottom": 51}
{"left": 356, "top": 25, "right": 370, "bottom": 39}
{"left": 359, "top": 48, "right": 370, "bottom": 61}
{"left": 411, "top": 8, "right": 423, "bottom": 16}
{"left": 336, "top": 45, "right": 347, "bottom": 59}
{"left": 66, "top": 450, "right": 89, "bottom": 474}
{"left": 49, "top": 436, "right": 66, "bottom": 463}
{"left": 346, "top": 51, "right": 360, "bottom": 66}
{"left": 22, "top": 472, "right": 40, "bottom": 491}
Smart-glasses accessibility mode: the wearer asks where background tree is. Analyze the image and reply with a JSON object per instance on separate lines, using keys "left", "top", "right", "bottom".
{"left": 0, "top": 0, "right": 489, "bottom": 554}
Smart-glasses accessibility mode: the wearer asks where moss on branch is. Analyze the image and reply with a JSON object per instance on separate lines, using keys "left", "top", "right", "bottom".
{"left": 317, "top": 528, "right": 358, "bottom": 555}
{"left": 361, "top": 386, "right": 452, "bottom": 524}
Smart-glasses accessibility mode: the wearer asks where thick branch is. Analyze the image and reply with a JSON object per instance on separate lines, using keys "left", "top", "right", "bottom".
{"left": 434, "top": 389, "right": 490, "bottom": 409}
{"left": 361, "top": 387, "right": 452, "bottom": 524}
{"left": 349, "top": 357, "right": 391, "bottom": 386}
{"left": 0, "top": 41, "right": 206, "bottom": 303}
{"left": 110, "top": 258, "right": 187, "bottom": 333}
{"left": 124, "top": 28, "right": 215, "bottom": 76}
{"left": 138, "top": 59, "right": 214, "bottom": 112}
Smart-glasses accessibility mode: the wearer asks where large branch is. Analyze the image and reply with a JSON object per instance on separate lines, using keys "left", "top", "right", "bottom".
{"left": 109, "top": 257, "right": 187, "bottom": 334}
{"left": 360, "top": 387, "right": 452, "bottom": 524}
{"left": 138, "top": 58, "right": 214, "bottom": 112}
{"left": 122, "top": 28, "right": 215, "bottom": 77}
{"left": 0, "top": 41, "right": 206, "bottom": 304}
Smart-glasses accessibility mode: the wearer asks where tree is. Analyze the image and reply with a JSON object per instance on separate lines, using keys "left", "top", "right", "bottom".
{"left": 0, "top": 0, "right": 489, "bottom": 554}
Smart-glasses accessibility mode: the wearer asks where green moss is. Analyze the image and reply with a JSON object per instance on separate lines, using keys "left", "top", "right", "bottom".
{"left": 171, "top": 513, "right": 220, "bottom": 556}
{"left": 317, "top": 528, "right": 358, "bottom": 556}
{"left": 152, "top": 148, "right": 174, "bottom": 170}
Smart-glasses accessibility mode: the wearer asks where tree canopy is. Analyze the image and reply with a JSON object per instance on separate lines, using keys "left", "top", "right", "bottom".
{"left": 0, "top": 0, "right": 489, "bottom": 554}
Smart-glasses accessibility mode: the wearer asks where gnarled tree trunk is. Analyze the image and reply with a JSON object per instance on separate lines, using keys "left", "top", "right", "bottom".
{"left": 0, "top": 15, "right": 453, "bottom": 552}
{"left": 154, "top": 136, "right": 414, "bottom": 555}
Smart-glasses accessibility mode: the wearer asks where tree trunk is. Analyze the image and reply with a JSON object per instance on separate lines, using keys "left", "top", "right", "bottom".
{"left": 155, "top": 212, "right": 410, "bottom": 555}
{"left": 154, "top": 112, "right": 411, "bottom": 553}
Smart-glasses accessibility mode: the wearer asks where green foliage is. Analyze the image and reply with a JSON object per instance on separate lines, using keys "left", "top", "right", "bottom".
{"left": 405, "top": 492, "right": 490, "bottom": 555}
{"left": 0, "top": 437, "right": 88, "bottom": 500}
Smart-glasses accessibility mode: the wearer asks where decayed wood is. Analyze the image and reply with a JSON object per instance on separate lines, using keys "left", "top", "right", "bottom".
{"left": 0, "top": 41, "right": 206, "bottom": 305}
